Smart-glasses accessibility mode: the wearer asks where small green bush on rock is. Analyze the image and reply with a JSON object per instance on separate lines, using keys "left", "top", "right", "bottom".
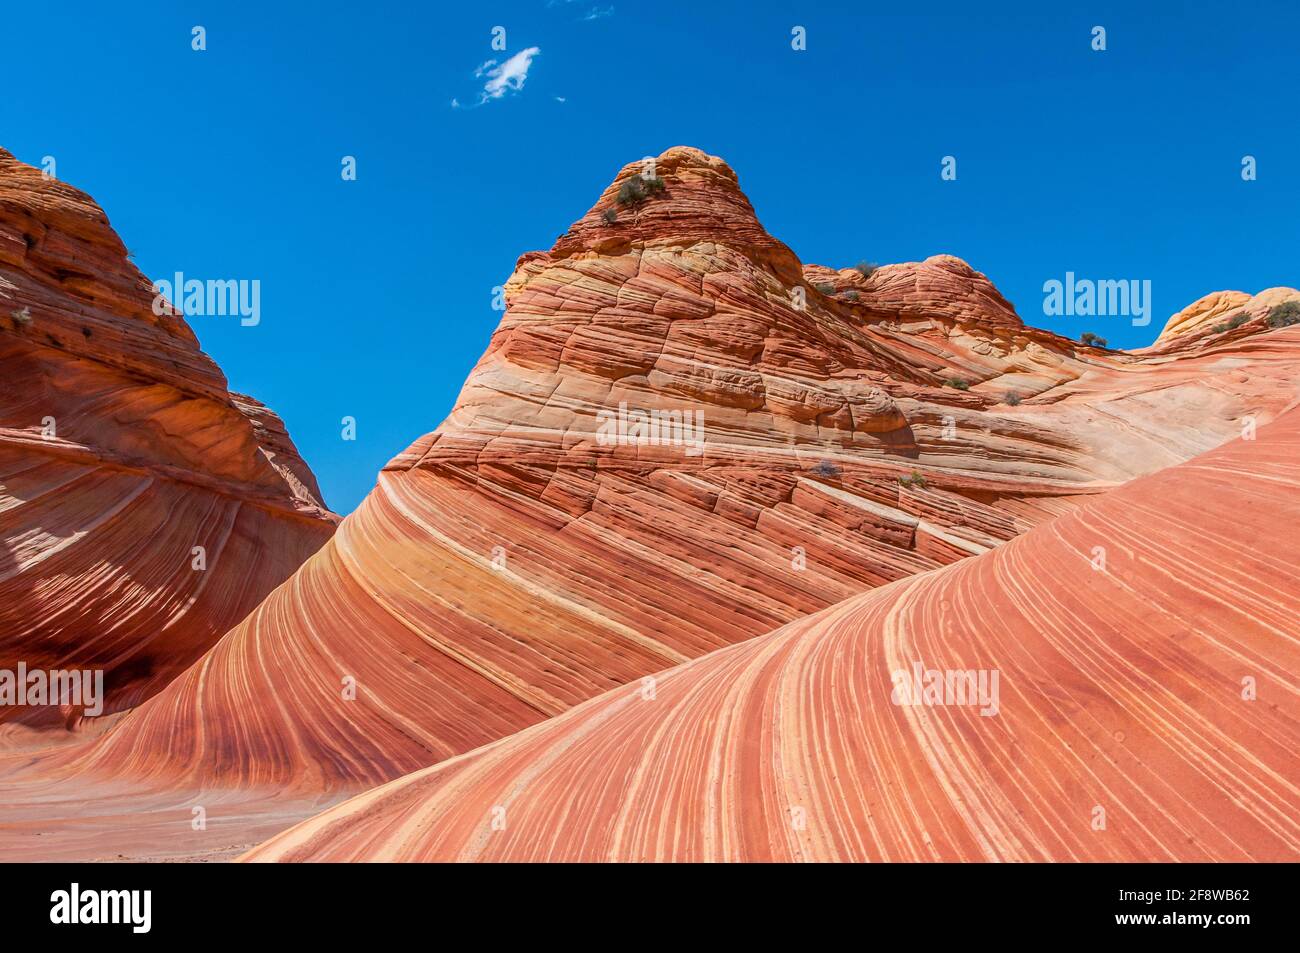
{"left": 617, "top": 175, "right": 666, "bottom": 206}
{"left": 1266, "top": 300, "right": 1300, "bottom": 329}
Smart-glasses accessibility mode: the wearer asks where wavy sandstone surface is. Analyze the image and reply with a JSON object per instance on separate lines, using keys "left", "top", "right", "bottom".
{"left": 2, "top": 147, "right": 1298, "bottom": 863}
{"left": 0, "top": 148, "right": 335, "bottom": 727}
{"left": 247, "top": 406, "right": 1300, "bottom": 862}
{"left": 58, "top": 147, "right": 1300, "bottom": 793}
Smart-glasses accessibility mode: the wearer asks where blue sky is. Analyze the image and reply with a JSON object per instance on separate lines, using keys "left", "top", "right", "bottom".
{"left": 3, "top": 1, "right": 1296, "bottom": 513}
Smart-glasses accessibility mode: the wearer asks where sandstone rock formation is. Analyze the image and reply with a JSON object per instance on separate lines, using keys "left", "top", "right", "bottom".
{"left": 62, "top": 148, "right": 1300, "bottom": 791}
{"left": 245, "top": 407, "right": 1300, "bottom": 862}
{"left": 1153, "top": 286, "right": 1300, "bottom": 348}
{"left": 2, "top": 146, "right": 1297, "bottom": 863}
{"left": 0, "top": 148, "right": 335, "bottom": 727}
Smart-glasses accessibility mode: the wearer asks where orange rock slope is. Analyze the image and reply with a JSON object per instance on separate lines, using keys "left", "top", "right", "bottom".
{"left": 0, "top": 147, "right": 335, "bottom": 727}
{"left": 246, "top": 405, "right": 1300, "bottom": 862}
{"left": 68, "top": 147, "right": 1300, "bottom": 795}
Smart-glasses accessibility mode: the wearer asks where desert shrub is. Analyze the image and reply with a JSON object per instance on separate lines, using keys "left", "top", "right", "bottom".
{"left": 945, "top": 378, "right": 970, "bottom": 390}
{"left": 898, "top": 470, "right": 928, "bottom": 489}
{"left": 1004, "top": 390, "right": 1022, "bottom": 406}
{"left": 813, "top": 282, "right": 835, "bottom": 294}
{"left": 601, "top": 208, "right": 618, "bottom": 225}
{"left": 1266, "top": 300, "right": 1300, "bottom": 329}
{"left": 853, "top": 260, "right": 878, "bottom": 278}
{"left": 1214, "top": 312, "right": 1251, "bottom": 332}
{"left": 842, "top": 290, "right": 860, "bottom": 302}
{"left": 810, "top": 459, "right": 842, "bottom": 479}
{"left": 617, "top": 174, "right": 666, "bottom": 206}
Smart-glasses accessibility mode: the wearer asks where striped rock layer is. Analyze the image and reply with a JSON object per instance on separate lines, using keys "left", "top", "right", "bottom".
{"left": 246, "top": 405, "right": 1300, "bottom": 862}
{"left": 0, "top": 148, "right": 335, "bottom": 727}
{"left": 69, "top": 147, "right": 1300, "bottom": 793}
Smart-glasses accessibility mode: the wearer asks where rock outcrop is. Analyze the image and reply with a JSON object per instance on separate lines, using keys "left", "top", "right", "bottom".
{"left": 0, "top": 148, "right": 335, "bottom": 727}
{"left": 63, "top": 148, "right": 1300, "bottom": 790}
{"left": 1152, "top": 286, "right": 1300, "bottom": 349}
{"left": 245, "top": 407, "right": 1300, "bottom": 862}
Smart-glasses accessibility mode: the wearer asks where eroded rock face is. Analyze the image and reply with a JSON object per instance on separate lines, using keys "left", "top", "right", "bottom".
{"left": 1152, "top": 286, "right": 1300, "bottom": 348}
{"left": 69, "top": 147, "right": 1300, "bottom": 793}
{"left": 0, "top": 148, "right": 336, "bottom": 727}
{"left": 245, "top": 408, "right": 1300, "bottom": 863}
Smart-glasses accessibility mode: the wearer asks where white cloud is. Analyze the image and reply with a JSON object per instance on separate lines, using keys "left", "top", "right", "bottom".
{"left": 547, "top": 1, "right": 614, "bottom": 21}
{"left": 481, "top": 47, "right": 540, "bottom": 102}
{"left": 453, "top": 47, "right": 542, "bottom": 109}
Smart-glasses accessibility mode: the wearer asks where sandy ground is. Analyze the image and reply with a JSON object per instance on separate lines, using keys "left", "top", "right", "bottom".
{"left": 0, "top": 747, "right": 353, "bottom": 862}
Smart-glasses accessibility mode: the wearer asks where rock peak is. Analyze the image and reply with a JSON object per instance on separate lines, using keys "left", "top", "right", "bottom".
{"left": 0, "top": 144, "right": 336, "bottom": 728}
{"left": 549, "top": 146, "right": 802, "bottom": 281}
{"left": 802, "top": 254, "right": 1025, "bottom": 330}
